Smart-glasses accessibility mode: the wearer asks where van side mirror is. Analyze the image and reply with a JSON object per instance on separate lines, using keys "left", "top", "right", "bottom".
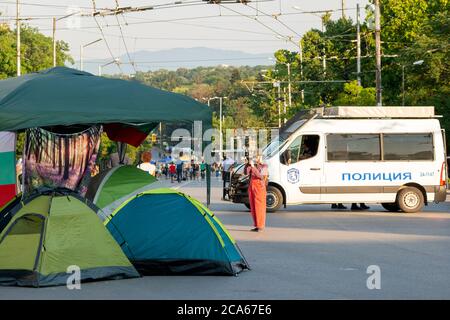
{"left": 280, "top": 150, "right": 289, "bottom": 165}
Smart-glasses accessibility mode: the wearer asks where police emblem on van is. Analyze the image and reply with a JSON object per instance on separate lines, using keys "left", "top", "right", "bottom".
{"left": 287, "top": 168, "right": 300, "bottom": 184}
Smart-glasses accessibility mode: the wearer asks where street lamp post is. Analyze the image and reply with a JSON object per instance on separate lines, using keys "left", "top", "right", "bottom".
{"left": 52, "top": 11, "right": 79, "bottom": 67}
{"left": 99, "top": 58, "right": 120, "bottom": 76}
{"left": 262, "top": 72, "right": 283, "bottom": 127}
{"left": 402, "top": 60, "right": 424, "bottom": 106}
{"left": 375, "top": 0, "right": 382, "bottom": 106}
{"left": 267, "top": 61, "right": 291, "bottom": 121}
{"left": 293, "top": 6, "right": 328, "bottom": 78}
{"left": 80, "top": 39, "right": 102, "bottom": 71}
{"left": 202, "top": 96, "right": 227, "bottom": 156}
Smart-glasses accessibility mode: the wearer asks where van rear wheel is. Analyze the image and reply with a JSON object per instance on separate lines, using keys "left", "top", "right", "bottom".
{"left": 267, "top": 186, "right": 283, "bottom": 213}
{"left": 397, "top": 187, "right": 425, "bottom": 213}
{"left": 381, "top": 203, "right": 400, "bottom": 212}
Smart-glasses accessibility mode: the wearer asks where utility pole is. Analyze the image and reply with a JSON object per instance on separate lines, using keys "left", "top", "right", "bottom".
{"left": 16, "top": 0, "right": 21, "bottom": 76}
{"left": 298, "top": 44, "right": 305, "bottom": 104}
{"left": 219, "top": 97, "right": 223, "bottom": 157}
{"left": 341, "top": 0, "right": 345, "bottom": 19}
{"left": 402, "top": 65, "right": 405, "bottom": 106}
{"left": 293, "top": 6, "right": 327, "bottom": 78}
{"left": 283, "top": 87, "right": 288, "bottom": 124}
{"left": 159, "top": 122, "right": 163, "bottom": 149}
{"left": 321, "top": 16, "right": 326, "bottom": 77}
{"left": 322, "top": 49, "right": 327, "bottom": 77}
{"left": 52, "top": 17, "right": 56, "bottom": 67}
{"left": 356, "top": 3, "right": 361, "bottom": 86}
{"left": 274, "top": 81, "right": 282, "bottom": 128}
{"left": 286, "top": 63, "right": 292, "bottom": 110}
{"left": 375, "top": 0, "right": 382, "bottom": 106}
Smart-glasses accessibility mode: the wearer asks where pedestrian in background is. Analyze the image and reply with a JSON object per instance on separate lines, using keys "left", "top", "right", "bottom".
{"left": 137, "top": 151, "right": 156, "bottom": 176}
{"left": 169, "top": 162, "right": 176, "bottom": 183}
{"left": 200, "top": 160, "right": 206, "bottom": 180}
{"left": 176, "top": 152, "right": 184, "bottom": 183}
{"left": 351, "top": 203, "right": 370, "bottom": 210}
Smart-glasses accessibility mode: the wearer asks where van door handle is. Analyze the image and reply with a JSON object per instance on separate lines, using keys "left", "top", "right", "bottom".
{"left": 310, "top": 168, "right": 321, "bottom": 171}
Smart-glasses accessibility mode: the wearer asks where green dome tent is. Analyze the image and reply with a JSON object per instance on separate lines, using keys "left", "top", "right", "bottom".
{"left": 86, "top": 165, "right": 157, "bottom": 210}
{"left": 0, "top": 189, "right": 139, "bottom": 287}
{"left": 0, "top": 67, "right": 212, "bottom": 132}
{"left": 104, "top": 189, "right": 250, "bottom": 276}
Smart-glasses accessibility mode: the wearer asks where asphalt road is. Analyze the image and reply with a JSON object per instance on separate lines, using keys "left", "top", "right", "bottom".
{"left": 1, "top": 178, "right": 449, "bottom": 300}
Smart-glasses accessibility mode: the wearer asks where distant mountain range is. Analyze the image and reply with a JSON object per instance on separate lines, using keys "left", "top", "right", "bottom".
{"left": 79, "top": 47, "right": 274, "bottom": 74}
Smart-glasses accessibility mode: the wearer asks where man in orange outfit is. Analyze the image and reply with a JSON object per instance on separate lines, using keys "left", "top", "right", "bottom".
{"left": 246, "top": 154, "right": 268, "bottom": 232}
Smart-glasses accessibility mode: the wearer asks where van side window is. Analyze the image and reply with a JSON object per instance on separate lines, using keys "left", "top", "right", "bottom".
{"left": 383, "top": 133, "right": 434, "bottom": 160}
{"left": 280, "top": 135, "right": 320, "bottom": 165}
{"left": 327, "top": 134, "right": 381, "bottom": 161}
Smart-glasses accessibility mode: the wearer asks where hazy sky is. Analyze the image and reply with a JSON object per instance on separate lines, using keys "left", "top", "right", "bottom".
{"left": 0, "top": 0, "right": 369, "bottom": 65}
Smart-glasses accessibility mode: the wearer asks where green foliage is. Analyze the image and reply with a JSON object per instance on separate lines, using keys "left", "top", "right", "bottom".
{"left": 133, "top": 65, "right": 270, "bottom": 128}
{"left": 334, "top": 81, "right": 376, "bottom": 106}
{"left": 0, "top": 23, "right": 72, "bottom": 79}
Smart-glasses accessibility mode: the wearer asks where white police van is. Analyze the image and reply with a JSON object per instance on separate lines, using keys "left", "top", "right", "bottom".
{"left": 262, "top": 106, "right": 448, "bottom": 213}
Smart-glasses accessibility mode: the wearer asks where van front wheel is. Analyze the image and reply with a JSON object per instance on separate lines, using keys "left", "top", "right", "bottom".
{"left": 397, "top": 187, "right": 424, "bottom": 213}
{"left": 266, "top": 186, "right": 283, "bottom": 213}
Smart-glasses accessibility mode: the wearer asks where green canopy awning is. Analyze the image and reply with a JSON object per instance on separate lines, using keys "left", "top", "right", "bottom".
{"left": 0, "top": 67, "right": 211, "bottom": 131}
{"left": 0, "top": 67, "right": 213, "bottom": 206}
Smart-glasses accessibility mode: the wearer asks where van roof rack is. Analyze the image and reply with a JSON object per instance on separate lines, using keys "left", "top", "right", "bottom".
{"left": 313, "top": 106, "right": 438, "bottom": 119}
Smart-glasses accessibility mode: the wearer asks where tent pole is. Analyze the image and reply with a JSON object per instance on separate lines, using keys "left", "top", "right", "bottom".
{"left": 201, "top": 120, "right": 211, "bottom": 208}
{"left": 206, "top": 164, "right": 211, "bottom": 207}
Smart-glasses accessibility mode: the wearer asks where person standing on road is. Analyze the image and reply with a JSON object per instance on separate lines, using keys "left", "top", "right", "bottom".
{"left": 169, "top": 162, "right": 176, "bottom": 183}
{"left": 331, "top": 203, "right": 347, "bottom": 209}
{"left": 351, "top": 203, "right": 370, "bottom": 210}
{"left": 200, "top": 160, "right": 206, "bottom": 180}
{"left": 246, "top": 154, "right": 268, "bottom": 232}
{"left": 176, "top": 152, "right": 184, "bottom": 183}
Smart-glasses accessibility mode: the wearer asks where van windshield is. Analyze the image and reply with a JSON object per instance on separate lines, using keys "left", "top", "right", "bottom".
{"left": 263, "top": 137, "right": 287, "bottom": 159}
{"left": 284, "top": 119, "right": 307, "bottom": 134}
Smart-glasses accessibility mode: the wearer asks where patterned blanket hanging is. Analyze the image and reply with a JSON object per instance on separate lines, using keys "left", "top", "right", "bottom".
{"left": 23, "top": 126, "right": 102, "bottom": 197}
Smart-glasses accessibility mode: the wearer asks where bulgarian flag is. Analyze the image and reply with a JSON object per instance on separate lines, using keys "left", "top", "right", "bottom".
{"left": 0, "top": 132, "right": 17, "bottom": 208}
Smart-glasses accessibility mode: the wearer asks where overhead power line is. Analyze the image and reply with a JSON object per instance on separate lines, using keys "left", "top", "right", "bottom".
{"left": 114, "top": 0, "right": 136, "bottom": 73}
{"left": 91, "top": 0, "right": 122, "bottom": 74}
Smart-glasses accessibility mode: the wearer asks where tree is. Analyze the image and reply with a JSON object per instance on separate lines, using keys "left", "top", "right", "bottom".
{"left": 334, "top": 81, "right": 376, "bottom": 106}
{"left": 230, "top": 68, "right": 241, "bottom": 84}
{"left": 0, "top": 24, "right": 72, "bottom": 79}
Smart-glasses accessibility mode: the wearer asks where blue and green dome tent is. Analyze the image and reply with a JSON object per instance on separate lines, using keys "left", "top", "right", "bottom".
{"left": 103, "top": 189, "right": 250, "bottom": 276}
